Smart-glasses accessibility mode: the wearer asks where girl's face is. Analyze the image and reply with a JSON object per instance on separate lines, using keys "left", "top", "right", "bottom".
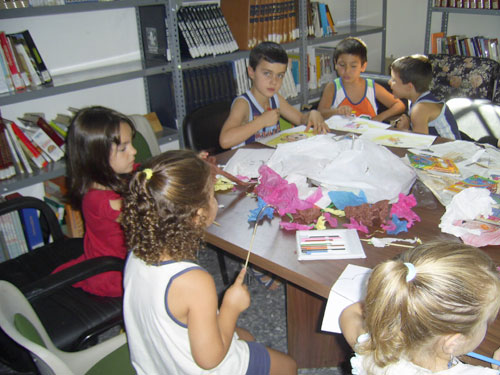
{"left": 109, "top": 122, "right": 137, "bottom": 174}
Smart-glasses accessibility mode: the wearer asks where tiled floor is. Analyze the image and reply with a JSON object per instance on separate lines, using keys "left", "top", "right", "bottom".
{"left": 197, "top": 245, "right": 349, "bottom": 375}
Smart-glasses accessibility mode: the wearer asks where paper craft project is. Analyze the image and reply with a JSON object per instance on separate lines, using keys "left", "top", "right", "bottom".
{"left": 223, "top": 148, "right": 275, "bottom": 179}
{"left": 325, "top": 115, "right": 391, "bottom": 134}
{"left": 296, "top": 229, "right": 366, "bottom": 261}
{"left": 258, "top": 125, "right": 315, "bottom": 147}
{"left": 359, "top": 129, "right": 436, "bottom": 149}
{"left": 406, "top": 151, "right": 460, "bottom": 175}
{"left": 444, "top": 175, "right": 498, "bottom": 194}
{"left": 321, "top": 264, "right": 372, "bottom": 333}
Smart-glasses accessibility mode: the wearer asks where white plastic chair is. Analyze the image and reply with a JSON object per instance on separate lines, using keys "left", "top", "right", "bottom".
{"left": 0, "top": 280, "right": 135, "bottom": 375}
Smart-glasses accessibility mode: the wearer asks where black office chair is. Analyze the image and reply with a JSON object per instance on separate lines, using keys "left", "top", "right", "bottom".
{"left": 182, "top": 101, "right": 232, "bottom": 285}
{"left": 0, "top": 196, "right": 124, "bottom": 373}
{"left": 182, "top": 100, "right": 232, "bottom": 155}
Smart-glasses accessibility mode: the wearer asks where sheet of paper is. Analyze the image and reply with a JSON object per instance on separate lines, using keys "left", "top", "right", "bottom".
{"left": 223, "top": 148, "right": 275, "bottom": 179}
{"left": 359, "top": 128, "right": 436, "bottom": 149}
{"left": 257, "top": 125, "right": 316, "bottom": 147}
{"left": 321, "top": 264, "right": 372, "bottom": 334}
{"left": 326, "top": 115, "right": 391, "bottom": 134}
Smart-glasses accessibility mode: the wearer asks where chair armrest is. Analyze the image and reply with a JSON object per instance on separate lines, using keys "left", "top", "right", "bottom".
{"left": 0, "top": 196, "right": 64, "bottom": 241}
{"left": 21, "top": 256, "right": 125, "bottom": 302}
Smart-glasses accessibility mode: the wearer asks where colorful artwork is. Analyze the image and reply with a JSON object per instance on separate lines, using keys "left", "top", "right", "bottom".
{"left": 407, "top": 151, "right": 460, "bottom": 175}
{"left": 359, "top": 129, "right": 436, "bottom": 149}
{"left": 445, "top": 175, "right": 499, "bottom": 194}
{"left": 258, "top": 125, "right": 316, "bottom": 148}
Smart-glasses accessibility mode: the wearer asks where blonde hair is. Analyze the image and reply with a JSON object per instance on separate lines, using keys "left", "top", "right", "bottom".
{"left": 358, "top": 241, "right": 500, "bottom": 368}
{"left": 120, "top": 150, "right": 212, "bottom": 265}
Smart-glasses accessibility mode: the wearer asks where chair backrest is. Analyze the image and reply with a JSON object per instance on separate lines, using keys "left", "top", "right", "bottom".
{"left": 182, "top": 101, "right": 232, "bottom": 155}
{"left": 129, "top": 114, "right": 161, "bottom": 163}
{"left": 0, "top": 280, "right": 75, "bottom": 375}
{"left": 428, "top": 54, "right": 500, "bottom": 103}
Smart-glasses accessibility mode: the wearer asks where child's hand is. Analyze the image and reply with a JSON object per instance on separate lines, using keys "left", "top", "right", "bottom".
{"left": 305, "top": 110, "right": 328, "bottom": 134}
{"left": 335, "top": 106, "right": 353, "bottom": 117}
{"left": 259, "top": 109, "right": 281, "bottom": 129}
{"left": 221, "top": 268, "right": 250, "bottom": 314}
{"left": 493, "top": 347, "right": 500, "bottom": 370}
{"left": 394, "top": 114, "right": 410, "bottom": 130}
{"left": 198, "top": 151, "right": 209, "bottom": 160}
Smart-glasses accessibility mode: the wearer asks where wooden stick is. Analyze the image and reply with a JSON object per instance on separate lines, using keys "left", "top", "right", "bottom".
{"left": 212, "top": 220, "right": 221, "bottom": 227}
{"left": 361, "top": 239, "right": 416, "bottom": 248}
{"left": 244, "top": 204, "right": 271, "bottom": 269}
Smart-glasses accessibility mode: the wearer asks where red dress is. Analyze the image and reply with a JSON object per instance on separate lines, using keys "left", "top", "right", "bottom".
{"left": 52, "top": 189, "right": 126, "bottom": 297}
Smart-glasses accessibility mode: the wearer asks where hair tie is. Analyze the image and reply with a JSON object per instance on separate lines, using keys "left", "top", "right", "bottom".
{"left": 404, "top": 262, "right": 417, "bottom": 282}
{"left": 143, "top": 168, "right": 153, "bottom": 180}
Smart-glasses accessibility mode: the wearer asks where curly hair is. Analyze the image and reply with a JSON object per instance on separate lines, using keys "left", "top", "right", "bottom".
{"left": 120, "top": 150, "right": 212, "bottom": 265}
{"left": 357, "top": 241, "right": 500, "bottom": 369}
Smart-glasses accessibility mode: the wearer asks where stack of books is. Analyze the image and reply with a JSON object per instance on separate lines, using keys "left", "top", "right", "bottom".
{"left": 0, "top": 113, "right": 68, "bottom": 180}
{"left": 433, "top": 0, "right": 499, "bottom": 9}
{"left": 177, "top": 4, "right": 238, "bottom": 59}
{"left": 0, "top": 29, "right": 52, "bottom": 95}
{"left": 308, "top": 1, "right": 336, "bottom": 39}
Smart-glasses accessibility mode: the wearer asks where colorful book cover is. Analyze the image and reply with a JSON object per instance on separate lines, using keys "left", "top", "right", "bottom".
{"left": 444, "top": 175, "right": 498, "bottom": 194}
{"left": 407, "top": 151, "right": 460, "bottom": 175}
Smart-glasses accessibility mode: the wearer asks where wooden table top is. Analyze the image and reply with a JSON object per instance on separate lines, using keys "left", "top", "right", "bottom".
{"left": 205, "top": 141, "right": 500, "bottom": 363}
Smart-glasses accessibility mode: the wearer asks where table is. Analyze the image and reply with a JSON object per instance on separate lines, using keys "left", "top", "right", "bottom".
{"left": 205, "top": 143, "right": 500, "bottom": 369}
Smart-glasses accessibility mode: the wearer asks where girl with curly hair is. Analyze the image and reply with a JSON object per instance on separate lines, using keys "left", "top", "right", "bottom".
{"left": 340, "top": 241, "right": 500, "bottom": 374}
{"left": 52, "top": 106, "right": 137, "bottom": 297}
{"left": 121, "top": 150, "right": 296, "bottom": 375}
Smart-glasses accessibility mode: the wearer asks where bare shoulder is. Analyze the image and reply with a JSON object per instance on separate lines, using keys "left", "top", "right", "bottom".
{"left": 224, "top": 97, "right": 250, "bottom": 127}
{"left": 109, "top": 198, "right": 122, "bottom": 211}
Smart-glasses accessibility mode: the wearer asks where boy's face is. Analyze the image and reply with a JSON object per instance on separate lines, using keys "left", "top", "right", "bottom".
{"left": 335, "top": 54, "right": 367, "bottom": 82}
{"left": 389, "top": 71, "right": 411, "bottom": 99}
{"left": 248, "top": 60, "right": 287, "bottom": 99}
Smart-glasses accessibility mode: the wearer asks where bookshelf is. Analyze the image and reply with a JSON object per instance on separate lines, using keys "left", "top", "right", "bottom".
{"left": 0, "top": 0, "right": 387, "bottom": 194}
{"left": 424, "top": 0, "right": 500, "bottom": 54}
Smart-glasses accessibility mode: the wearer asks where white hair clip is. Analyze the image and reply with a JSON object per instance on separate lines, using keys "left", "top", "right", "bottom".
{"left": 404, "top": 262, "right": 417, "bottom": 282}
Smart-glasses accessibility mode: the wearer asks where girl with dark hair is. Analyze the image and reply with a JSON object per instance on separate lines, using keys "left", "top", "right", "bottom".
{"left": 52, "top": 106, "right": 137, "bottom": 297}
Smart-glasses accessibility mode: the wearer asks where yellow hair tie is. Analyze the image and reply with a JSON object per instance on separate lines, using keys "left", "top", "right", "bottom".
{"left": 143, "top": 168, "right": 153, "bottom": 180}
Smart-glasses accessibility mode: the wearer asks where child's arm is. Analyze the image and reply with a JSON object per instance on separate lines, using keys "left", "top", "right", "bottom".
{"left": 219, "top": 98, "right": 281, "bottom": 149}
{"left": 182, "top": 268, "right": 250, "bottom": 369}
{"left": 339, "top": 302, "right": 365, "bottom": 350}
{"left": 278, "top": 94, "right": 329, "bottom": 134}
{"left": 372, "top": 83, "right": 406, "bottom": 123}
{"left": 408, "top": 104, "right": 432, "bottom": 135}
{"left": 317, "top": 82, "right": 353, "bottom": 119}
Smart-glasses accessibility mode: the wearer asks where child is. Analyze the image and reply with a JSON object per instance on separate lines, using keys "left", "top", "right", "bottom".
{"left": 340, "top": 241, "right": 500, "bottom": 374}
{"left": 52, "top": 106, "right": 137, "bottom": 297}
{"left": 318, "top": 37, "right": 405, "bottom": 122}
{"left": 389, "top": 54, "right": 461, "bottom": 139}
{"left": 219, "top": 41, "right": 328, "bottom": 149}
{"left": 121, "top": 150, "right": 297, "bottom": 374}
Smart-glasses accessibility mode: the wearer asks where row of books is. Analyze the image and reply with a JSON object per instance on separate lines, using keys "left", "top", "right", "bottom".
{"left": 0, "top": 0, "right": 114, "bottom": 8}
{"left": 431, "top": 32, "right": 500, "bottom": 61}
{"left": 177, "top": 4, "right": 238, "bottom": 59}
{"left": 307, "top": 1, "right": 336, "bottom": 39}
{"left": 433, "top": 0, "right": 499, "bottom": 8}
{"left": 0, "top": 30, "right": 52, "bottom": 94}
{"left": 0, "top": 113, "right": 68, "bottom": 180}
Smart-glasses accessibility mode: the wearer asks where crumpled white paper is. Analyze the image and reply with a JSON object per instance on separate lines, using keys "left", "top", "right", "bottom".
{"left": 265, "top": 135, "right": 417, "bottom": 204}
{"left": 439, "top": 187, "right": 495, "bottom": 237}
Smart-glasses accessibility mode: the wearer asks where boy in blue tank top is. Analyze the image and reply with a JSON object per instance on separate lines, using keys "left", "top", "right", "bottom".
{"left": 219, "top": 42, "right": 329, "bottom": 149}
{"left": 317, "top": 37, "right": 405, "bottom": 122}
{"left": 389, "top": 54, "right": 461, "bottom": 140}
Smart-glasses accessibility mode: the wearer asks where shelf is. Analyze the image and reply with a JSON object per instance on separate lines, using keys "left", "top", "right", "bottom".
{"left": 0, "top": 0, "right": 167, "bottom": 19}
{"left": 0, "top": 60, "right": 171, "bottom": 106}
{"left": 306, "top": 25, "right": 386, "bottom": 47}
{"left": 0, "top": 127, "right": 178, "bottom": 194}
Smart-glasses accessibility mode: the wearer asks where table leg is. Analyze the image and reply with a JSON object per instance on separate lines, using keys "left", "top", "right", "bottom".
{"left": 286, "top": 283, "right": 350, "bottom": 369}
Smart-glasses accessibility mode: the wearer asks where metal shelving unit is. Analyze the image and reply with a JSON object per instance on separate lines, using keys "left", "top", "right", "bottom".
{"left": 424, "top": 0, "right": 500, "bottom": 54}
{"left": 0, "top": 0, "right": 387, "bottom": 193}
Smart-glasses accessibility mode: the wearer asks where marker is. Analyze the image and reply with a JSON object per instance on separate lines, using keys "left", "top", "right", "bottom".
{"left": 467, "top": 352, "right": 500, "bottom": 367}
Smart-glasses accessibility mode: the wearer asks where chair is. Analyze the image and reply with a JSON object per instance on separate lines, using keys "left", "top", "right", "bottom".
{"left": 182, "top": 101, "right": 232, "bottom": 155}
{"left": 0, "top": 280, "right": 134, "bottom": 375}
{"left": 182, "top": 101, "right": 233, "bottom": 285}
{"left": 0, "top": 197, "right": 124, "bottom": 373}
{"left": 129, "top": 114, "right": 161, "bottom": 163}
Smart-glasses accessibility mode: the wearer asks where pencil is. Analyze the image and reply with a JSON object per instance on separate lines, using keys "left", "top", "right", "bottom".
{"left": 467, "top": 351, "right": 500, "bottom": 366}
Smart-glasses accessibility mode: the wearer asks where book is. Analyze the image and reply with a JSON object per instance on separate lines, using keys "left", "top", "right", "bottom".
{"left": 4, "top": 120, "right": 33, "bottom": 174}
{"left": 406, "top": 151, "right": 460, "bottom": 175}
{"left": 9, "top": 121, "right": 48, "bottom": 169}
{"left": 138, "top": 5, "right": 169, "bottom": 68}
{"left": 445, "top": 174, "right": 498, "bottom": 194}
{"left": 17, "top": 30, "right": 51, "bottom": 84}
{"left": 0, "top": 31, "right": 25, "bottom": 91}
{"left": 0, "top": 45, "right": 14, "bottom": 93}
{"left": 431, "top": 32, "right": 445, "bottom": 54}
{"left": 296, "top": 229, "right": 366, "bottom": 261}
{"left": 2, "top": 120, "right": 24, "bottom": 175}
{"left": 0, "top": 119, "right": 16, "bottom": 180}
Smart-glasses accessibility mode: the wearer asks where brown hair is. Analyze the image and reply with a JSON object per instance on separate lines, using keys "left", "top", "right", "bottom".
{"left": 390, "top": 54, "right": 433, "bottom": 94}
{"left": 358, "top": 241, "right": 500, "bottom": 368}
{"left": 121, "top": 150, "right": 212, "bottom": 265}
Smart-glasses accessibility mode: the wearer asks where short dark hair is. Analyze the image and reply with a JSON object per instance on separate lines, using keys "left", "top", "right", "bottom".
{"left": 334, "top": 37, "right": 368, "bottom": 64}
{"left": 249, "top": 41, "right": 288, "bottom": 70}
{"left": 390, "top": 55, "right": 433, "bottom": 93}
{"left": 66, "top": 106, "right": 136, "bottom": 209}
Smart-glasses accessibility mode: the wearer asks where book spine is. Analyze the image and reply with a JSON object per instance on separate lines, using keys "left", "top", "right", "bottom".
{"left": 37, "top": 117, "right": 65, "bottom": 148}
{"left": 21, "top": 30, "right": 52, "bottom": 84}
{"left": 0, "top": 228, "right": 9, "bottom": 262}
{"left": 0, "top": 45, "right": 13, "bottom": 93}
{"left": 3, "top": 121, "right": 24, "bottom": 175}
{"left": 0, "top": 122, "right": 15, "bottom": 180}
{"left": 31, "top": 128, "right": 64, "bottom": 162}
{"left": 0, "top": 31, "right": 25, "bottom": 91}
{"left": 10, "top": 121, "right": 48, "bottom": 168}
{"left": 1, "top": 212, "right": 22, "bottom": 258}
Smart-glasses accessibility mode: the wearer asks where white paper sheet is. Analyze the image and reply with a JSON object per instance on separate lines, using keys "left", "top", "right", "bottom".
{"left": 321, "top": 264, "right": 372, "bottom": 334}
{"left": 326, "top": 115, "right": 391, "bottom": 133}
{"left": 223, "top": 148, "right": 275, "bottom": 179}
{"left": 359, "top": 128, "right": 436, "bottom": 149}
